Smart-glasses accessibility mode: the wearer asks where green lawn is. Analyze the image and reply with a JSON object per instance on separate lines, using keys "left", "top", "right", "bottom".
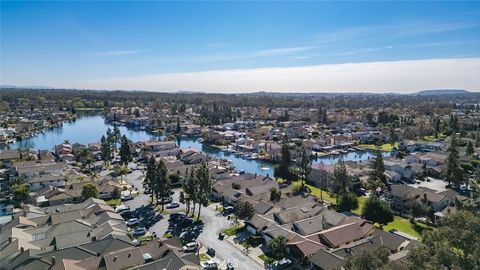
{"left": 223, "top": 225, "right": 245, "bottom": 236}
{"left": 358, "top": 142, "right": 398, "bottom": 152}
{"left": 105, "top": 198, "right": 121, "bottom": 207}
{"left": 382, "top": 216, "right": 433, "bottom": 239}
{"left": 422, "top": 134, "right": 446, "bottom": 141}
{"left": 352, "top": 196, "right": 367, "bottom": 215}
{"left": 199, "top": 253, "right": 210, "bottom": 261}
{"left": 293, "top": 182, "right": 336, "bottom": 205}
{"left": 258, "top": 253, "right": 276, "bottom": 264}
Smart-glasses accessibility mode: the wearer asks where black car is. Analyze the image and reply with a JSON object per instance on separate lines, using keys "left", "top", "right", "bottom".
{"left": 207, "top": 247, "right": 215, "bottom": 257}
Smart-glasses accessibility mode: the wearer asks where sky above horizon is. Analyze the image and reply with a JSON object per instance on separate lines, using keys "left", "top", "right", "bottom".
{"left": 1, "top": 1, "right": 480, "bottom": 93}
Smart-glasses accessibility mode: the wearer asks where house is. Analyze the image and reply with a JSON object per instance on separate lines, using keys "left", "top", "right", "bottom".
{"left": 308, "top": 249, "right": 345, "bottom": 270}
{"left": 26, "top": 174, "right": 66, "bottom": 191}
{"left": 307, "top": 164, "right": 334, "bottom": 188}
{"left": 386, "top": 184, "right": 454, "bottom": 213}
{"left": 15, "top": 162, "right": 64, "bottom": 177}
{"left": 142, "top": 141, "right": 176, "bottom": 152}
{"left": 0, "top": 149, "right": 21, "bottom": 164}
{"left": 307, "top": 220, "right": 374, "bottom": 248}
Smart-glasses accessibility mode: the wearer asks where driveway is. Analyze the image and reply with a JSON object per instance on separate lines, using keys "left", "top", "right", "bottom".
{"left": 121, "top": 163, "right": 262, "bottom": 270}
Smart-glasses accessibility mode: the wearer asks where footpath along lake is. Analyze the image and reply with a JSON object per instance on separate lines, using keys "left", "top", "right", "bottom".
{"left": 4, "top": 113, "right": 388, "bottom": 176}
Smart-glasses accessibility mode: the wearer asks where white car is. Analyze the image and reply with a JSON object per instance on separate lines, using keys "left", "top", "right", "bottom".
{"left": 166, "top": 202, "right": 180, "bottom": 209}
{"left": 125, "top": 218, "right": 139, "bottom": 226}
{"left": 115, "top": 205, "right": 130, "bottom": 213}
{"left": 274, "top": 258, "right": 292, "bottom": 269}
{"left": 200, "top": 260, "right": 218, "bottom": 270}
{"left": 182, "top": 242, "right": 198, "bottom": 252}
{"left": 132, "top": 227, "right": 147, "bottom": 237}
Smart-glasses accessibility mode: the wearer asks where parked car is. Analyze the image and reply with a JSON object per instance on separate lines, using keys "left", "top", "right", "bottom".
{"left": 166, "top": 202, "right": 180, "bottom": 209}
{"left": 132, "top": 227, "right": 147, "bottom": 237}
{"left": 120, "top": 210, "right": 132, "bottom": 218}
{"left": 218, "top": 232, "right": 225, "bottom": 240}
{"left": 157, "top": 197, "right": 173, "bottom": 204}
{"left": 200, "top": 260, "right": 218, "bottom": 270}
{"left": 121, "top": 195, "right": 134, "bottom": 201}
{"left": 223, "top": 206, "right": 234, "bottom": 215}
{"left": 182, "top": 242, "right": 198, "bottom": 252}
{"left": 115, "top": 205, "right": 130, "bottom": 213}
{"left": 125, "top": 218, "right": 139, "bottom": 226}
{"left": 207, "top": 247, "right": 215, "bottom": 257}
{"left": 274, "top": 258, "right": 292, "bottom": 269}
{"left": 226, "top": 262, "right": 235, "bottom": 270}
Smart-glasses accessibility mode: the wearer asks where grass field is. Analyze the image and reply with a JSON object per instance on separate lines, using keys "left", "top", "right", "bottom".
{"left": 358, "top": 142, "right": 398, "bottom": 152}
{"left": 382, "top": 216, "right": 433, "bottom": 239}
{"left": 105, "top": 198, "right": 121, "bottom": 207}
{"left": 223, "top": 225, "right": 245, "bottom": 236}
{"left": 258, "top": 253, "right": 276, "bottom": 264}
{"left": 292, "top": 182, "right": 336, "bottom": 205}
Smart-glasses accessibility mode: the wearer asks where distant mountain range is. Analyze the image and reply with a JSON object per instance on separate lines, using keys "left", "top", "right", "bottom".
{"left": 414, "top": 89, "right": 472, "bottom": 96}
{"left": 0, "top": 85, "right": 476, "bottom": 96}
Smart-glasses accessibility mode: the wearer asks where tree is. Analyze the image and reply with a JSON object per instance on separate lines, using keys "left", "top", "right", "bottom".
{"left": 466, "top": 140, "right": 474, "bottom": 156}
{"left": 100, "top": 135, "right": 113, "bottom": 163}
{"left": 344, "top": 248, "right": 402, "bottom": 270}
{"left": 331, "top": 161, "right": 350, "bottom": 203}
{"left": 176, "top": 118, "right": 181, "bottom": 134}
{"left": 113, "top": 126, "right": 121, "bottom": 150}
{"left": 410, "top": 200, "right": 427, "bottom": 218}
{"left": 408, "top": 211, "right": 480, "bottom": 270}
{"left": 433, "top": 116, "right": 441, "bottom": 139}
{"left": 268, "top": 236, "right": 287, "bottom": 260}
{"left": 445, "top": 134, "right": 464, "bottom": 187}
{"left": 82, "top": 183, "right": 98, "bottom": 198}
{"left": 236, "top": 201, "right": 255, "bottom": 220}
{"left": 143, "top": 156, "right": 157, "bottom": 204}
{"left": 297, "top": 145, "right": 312, "bottom": 190}
{"left": 448, "top": 113, "right": 459, "bottom": 134}
{"left": 183, "top": 167, "right": 197, "bottom": 215}
{"left": 114, "top": 165, "right": 129, "bottom": 184}
{"left": 269, "top": 187, "right": 282, "bottom": 202}
{"left": 274, "top": 136, "right": 294, "bottom": 183}
{"left": 476, "top": 128, "right": 480, "bottom": 147}
{"left": 195, "top": 162, "right": 211, "bottom": 219}
{"left": 458, "top": 167, "right": 480, "bottom": 213}
{"left": 119, "top": 135, "right": 133, "bottom": 166}
{"left": 155, "top": 159, "right": 170, "bottom": 213}
{"left": 76, "top": 148, "right": 94, "bottom": 169}
{"left": 362, "top": 196, "right": 393, "bottom": 226}
{"left": 12, "top": 183, "right": 29, "bottom": 204}
{"left": 337, "top": 192, "right": 359, "bottom": 212}
{"left": 368, "top": 151, "right": 386, "bottom": 195}
{"left": 112, "top": 187, "right": 121, "bottom": 199}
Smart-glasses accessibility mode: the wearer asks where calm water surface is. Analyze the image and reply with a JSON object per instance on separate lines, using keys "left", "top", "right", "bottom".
{"left": 4, "top": 113, "right": 388, "bottom": 176}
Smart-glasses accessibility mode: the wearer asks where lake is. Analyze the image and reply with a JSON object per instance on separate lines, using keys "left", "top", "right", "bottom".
{"left": 3, "top": 113, "right": 387, "bottom": 176}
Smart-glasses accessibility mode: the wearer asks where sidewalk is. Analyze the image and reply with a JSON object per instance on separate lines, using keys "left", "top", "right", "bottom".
{"left": 224, "top": 231, "right": 267, "bottom": 268}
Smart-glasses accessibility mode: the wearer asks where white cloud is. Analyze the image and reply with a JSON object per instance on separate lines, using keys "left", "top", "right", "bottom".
{"left": 70, "top": 58, "right": 480, "bottom": 93}
{"left": 313, "top": 21, "right": 480, "bottom": 44}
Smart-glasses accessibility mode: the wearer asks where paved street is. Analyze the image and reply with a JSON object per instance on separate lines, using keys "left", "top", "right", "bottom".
{"left": 120, "top": 163, "right": 263, "bottom": 270}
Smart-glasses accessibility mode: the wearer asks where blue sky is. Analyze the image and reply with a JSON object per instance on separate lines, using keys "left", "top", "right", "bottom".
{"left": 1, "top": 1, "right": 479, "bottom": 92}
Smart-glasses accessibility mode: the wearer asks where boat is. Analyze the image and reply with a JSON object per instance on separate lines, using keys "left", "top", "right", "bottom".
{"left": 261, "top": 167, "right": 270, "bottom": 170}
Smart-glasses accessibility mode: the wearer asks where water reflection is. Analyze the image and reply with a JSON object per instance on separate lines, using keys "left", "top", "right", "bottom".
{"left": 4, "top": 113, "right": 388, "bottom": 176}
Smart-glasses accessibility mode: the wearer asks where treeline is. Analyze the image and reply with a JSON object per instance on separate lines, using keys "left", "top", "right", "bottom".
{"left": 1, "top": 88, "right": 479, "bottom": 112}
